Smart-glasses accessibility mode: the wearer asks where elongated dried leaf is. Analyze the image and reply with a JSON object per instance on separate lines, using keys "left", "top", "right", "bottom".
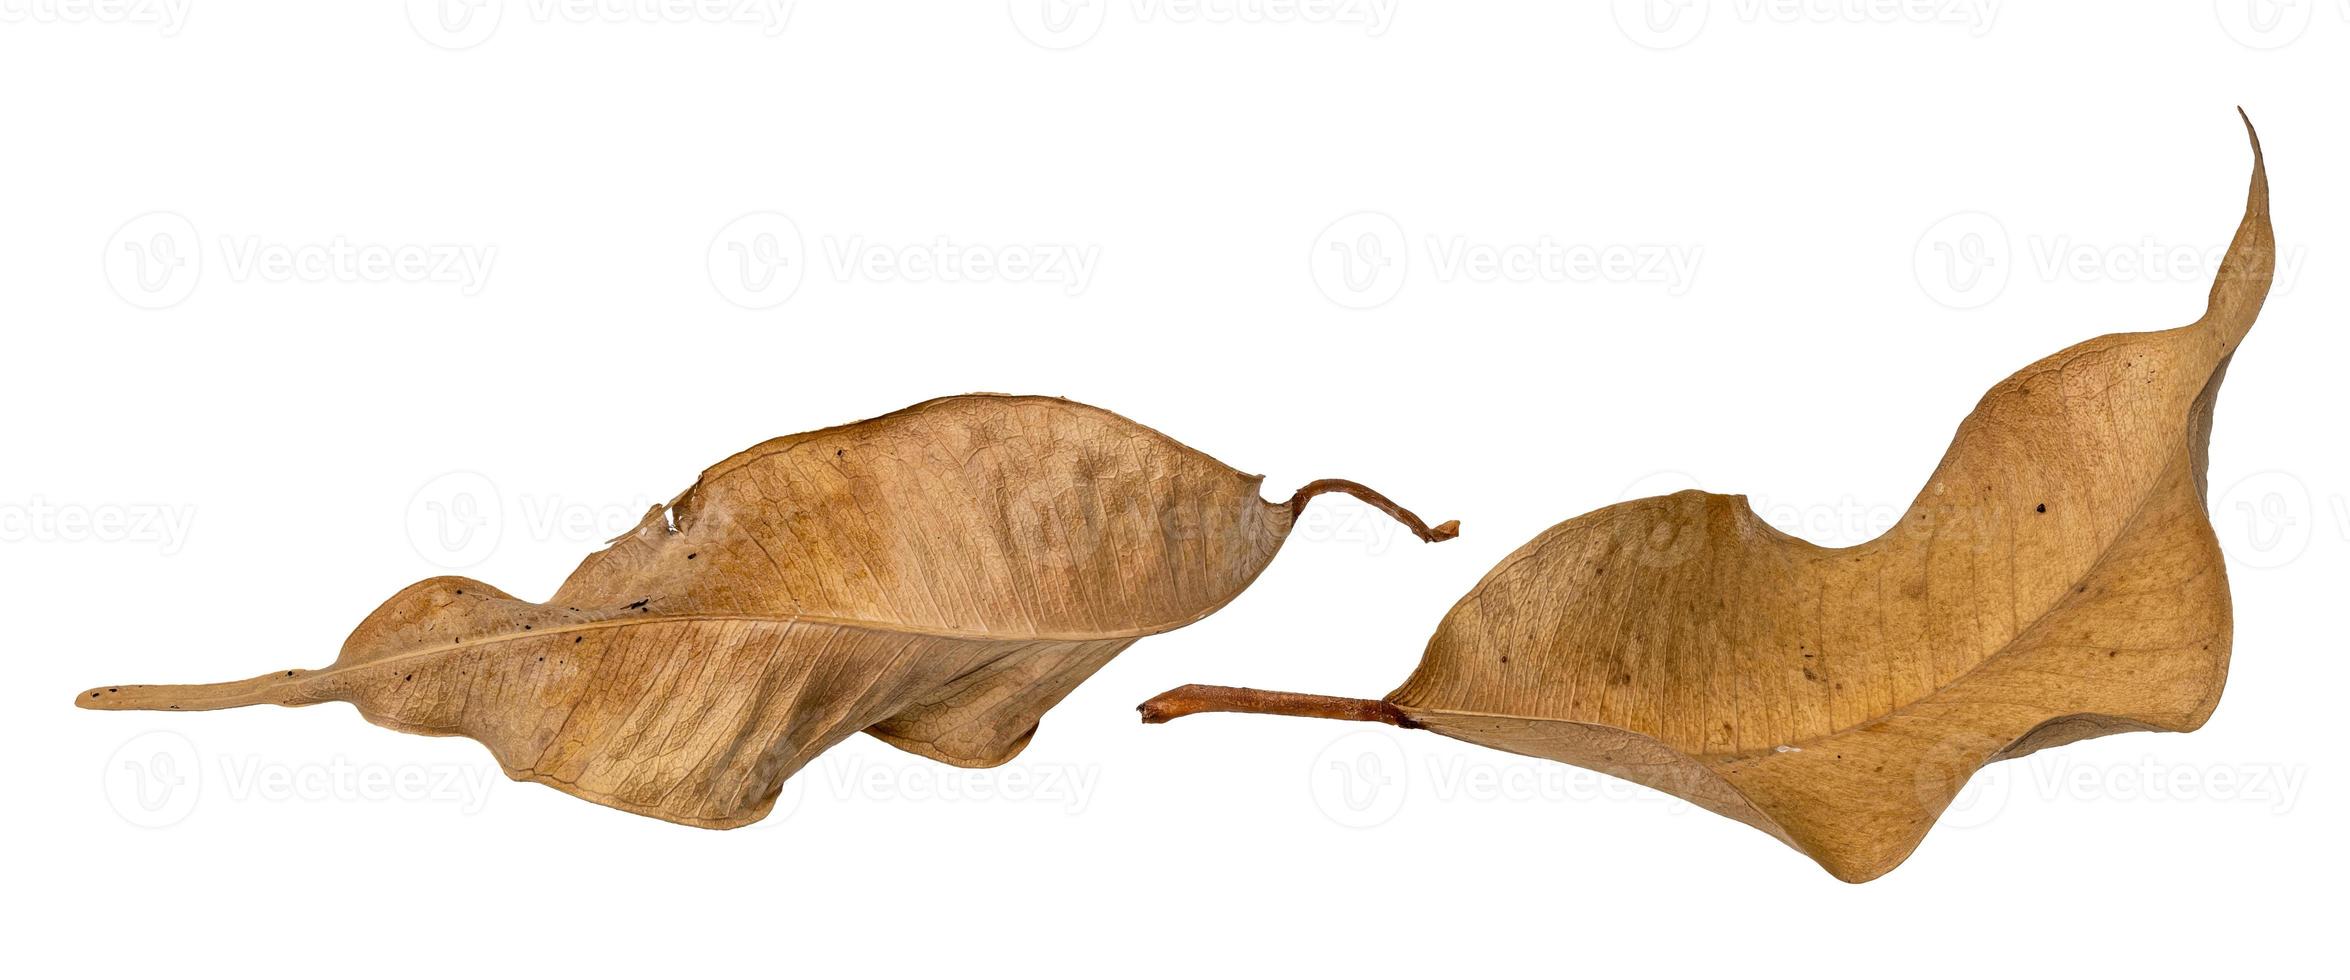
{"left": 1142, "top": 115, "right": 2273, "bottom": 882}
{"left": 80, "top": 395, "right": 1455, "bottom": 828}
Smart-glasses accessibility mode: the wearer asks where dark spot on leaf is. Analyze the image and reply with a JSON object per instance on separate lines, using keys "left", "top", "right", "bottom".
{"left": 687, "top": 553, "right": 698, "bottom": 560}
{"left": 2036, "top": 503, "right": 2047, "bottom": 513}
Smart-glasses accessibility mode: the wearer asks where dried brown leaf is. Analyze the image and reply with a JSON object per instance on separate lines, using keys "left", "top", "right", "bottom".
{"left": 1142, "top": 114, "right": 2274, "bottom": 882}
{"left": 80, "top": 394, "right": 1455, "bottom": 828}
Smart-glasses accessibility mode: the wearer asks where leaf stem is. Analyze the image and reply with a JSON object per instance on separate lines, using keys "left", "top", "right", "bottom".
{"left": 75, "top": 670, "right": 316, "bottom": 711}
{"left": 1287, "top": 479, "right": 1459, "bottom": 542}
{"left": 1137, "top": 684, "right": 1416, "bottom": 727}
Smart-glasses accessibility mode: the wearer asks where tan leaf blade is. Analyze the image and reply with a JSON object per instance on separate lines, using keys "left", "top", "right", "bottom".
{"left": 1142, "top": 113, "right": 2274, "bottom": 882}
{"left": 79, "top": 394, "right": 1456, "bottom": 828}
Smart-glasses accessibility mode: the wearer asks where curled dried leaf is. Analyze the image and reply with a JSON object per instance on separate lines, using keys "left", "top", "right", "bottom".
{"left": 80, "top": 394, "right": 1455, "bottom": 828}
{"left": 1143, "top": 114, "right": 2274, "bottom": 882}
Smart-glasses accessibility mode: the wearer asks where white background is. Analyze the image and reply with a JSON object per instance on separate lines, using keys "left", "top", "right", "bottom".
{"left": 4, "top": 2, "right": 2342, "bottom": 976}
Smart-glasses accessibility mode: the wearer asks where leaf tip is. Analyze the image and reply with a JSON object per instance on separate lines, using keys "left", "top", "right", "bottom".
{"left": 76, "top": 684, "right": 155, "bottom": 710}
